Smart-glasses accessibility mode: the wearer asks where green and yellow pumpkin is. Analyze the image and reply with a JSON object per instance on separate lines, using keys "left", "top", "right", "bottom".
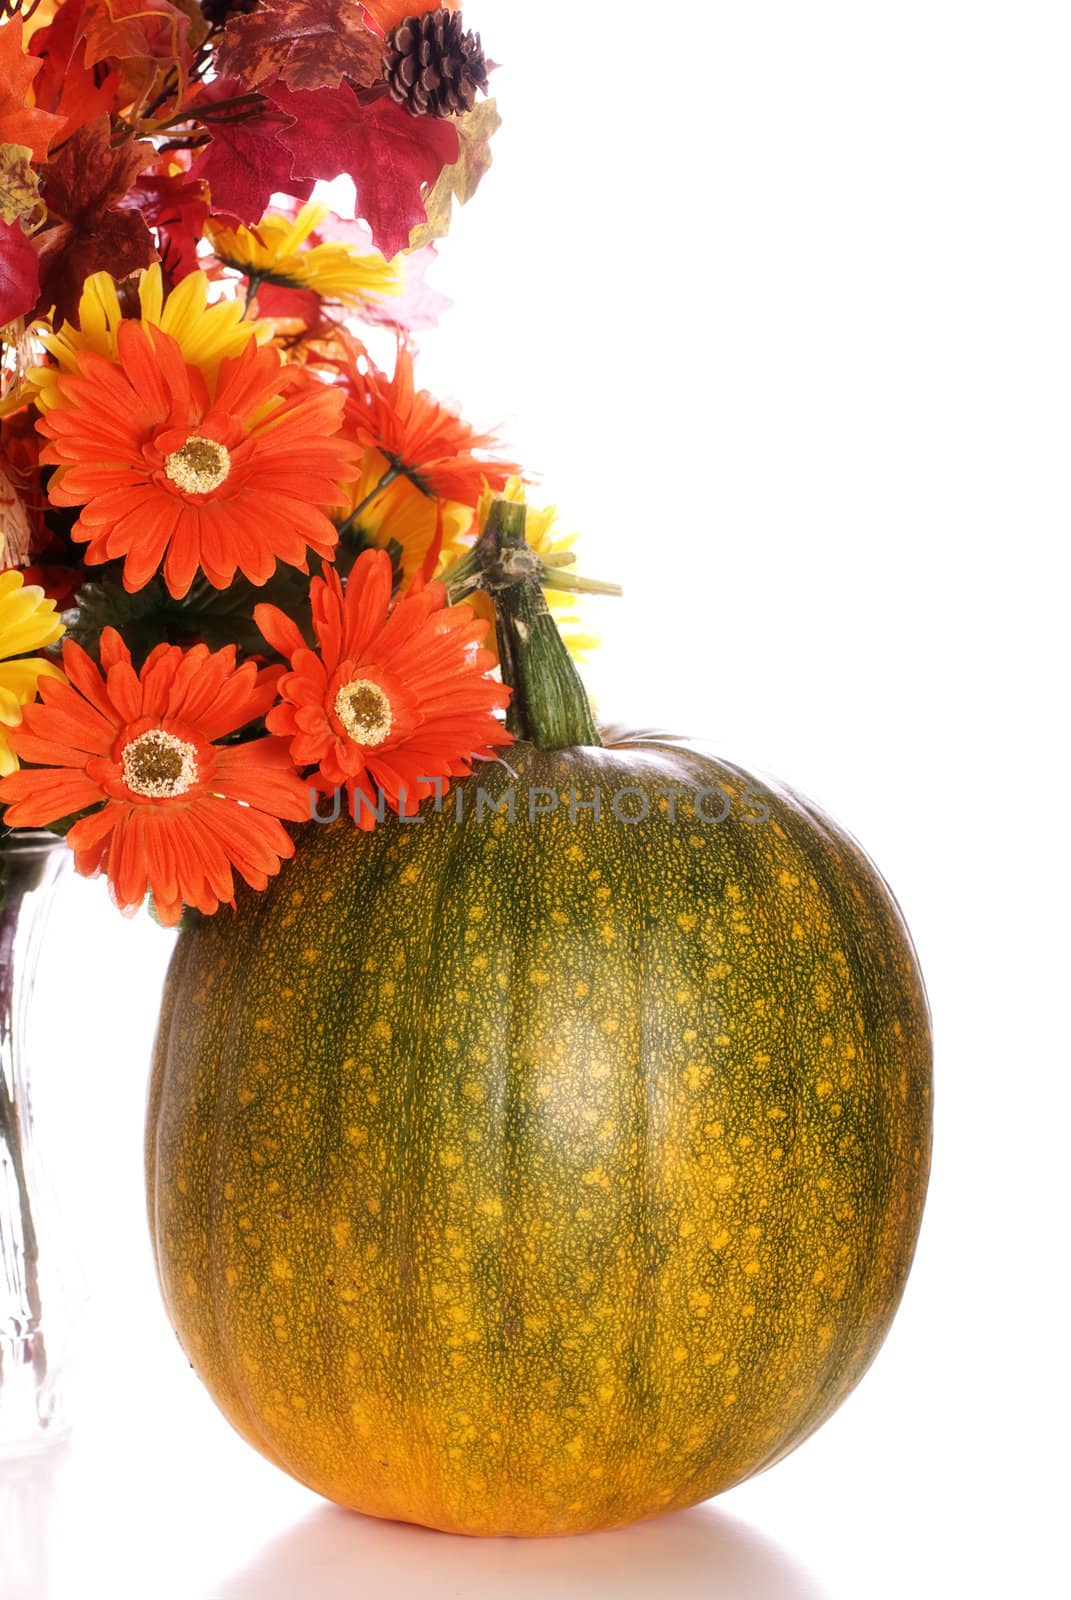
{"left": 146, "top": 507, "right": 932, "bottom": 1537}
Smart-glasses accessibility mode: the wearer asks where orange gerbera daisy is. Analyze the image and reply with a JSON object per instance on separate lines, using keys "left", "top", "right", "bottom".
{"left": 0, "top": 627, "right": 310, "bottom": 924}
{"left": 336, "top": 336, "right": 520, "bottom": 507}
{"left": 37, "top": 321, "right": 359, "bottom": 599}
{"left": 255, "top": 549, "right": 511, "bottom": 827}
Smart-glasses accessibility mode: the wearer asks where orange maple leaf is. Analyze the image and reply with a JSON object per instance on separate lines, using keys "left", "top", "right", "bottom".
{"left": 360, "top": 0, "right": 456, "bottom": 37}
{"left": 80, "top": 0, "right": 192, "bottom": 71}
{"left": 0, "top": 17, "right": 66, "bottom": 163}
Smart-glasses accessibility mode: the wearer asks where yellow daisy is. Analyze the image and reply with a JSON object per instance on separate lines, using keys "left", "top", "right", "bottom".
{"left": 463, "top": 480, "right": 599, "bottom": 663}
{"left": 206, "top": 203, "right": 402, "bottom": 310}
{"left": 338, "top": 448, "right": 473, "bottom": 585}
{"left": 28, "top": 265, "right": 268, "bottom": 412}
{"left": 0, "top": 569, "right": 65, "bottom": 777}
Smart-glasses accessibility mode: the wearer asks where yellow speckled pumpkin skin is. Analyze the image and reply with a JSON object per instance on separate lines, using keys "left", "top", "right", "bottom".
{"left": 146, "top": 736, "right": 932, "bottom": 1537}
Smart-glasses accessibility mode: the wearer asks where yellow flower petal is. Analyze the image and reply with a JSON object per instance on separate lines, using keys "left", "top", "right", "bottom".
{"left": 0, "top": 576, "right": 65, "bottom": 659}
{"left": 207, "top": 204, "right": 403, "bottom": 309}
{"left": 0, "top": 570, "right": 66, "bottom": 772}
{"left": 29, "top": 265, "right": 270, "bottom": 411}
{"left": 0, "top": 732, "right": 20, "bottom": 777}
{"left": 0, "top": 656, "right": 65, "bottom": 708}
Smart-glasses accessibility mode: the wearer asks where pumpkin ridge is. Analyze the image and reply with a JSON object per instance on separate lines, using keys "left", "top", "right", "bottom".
{"left": 747, "top": 784, "right": 930, "bottom": 1477}
{"left": 602, "top": 746, "right": 674, "bottom": 1503}
{"left": 149, "top": 911, "right": 292, "bottom": 1476}
{"left": 686, "top": 777, "right": 801, "bottom": 1493}
{"left": 310, "top": 821, "right": 396, "bottom": 1474}
{"left": 383, "top": 816, "right": 458, "bottom": 1512}
{"left": 146, "top": 930, "right": 189, "bottom": 1322}
{"left": 629, "top": 788, "right": 664, "bottom": 1482}
{"left": 479, "top": 757, "right": 536, "bottom": 1507}
{"left": 205, "top": 904, "right": 301, "bottom": 1479}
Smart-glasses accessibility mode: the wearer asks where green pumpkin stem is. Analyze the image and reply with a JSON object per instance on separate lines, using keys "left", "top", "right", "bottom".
{"left": 454, "top": 498, "right": 602, "bottom": 751}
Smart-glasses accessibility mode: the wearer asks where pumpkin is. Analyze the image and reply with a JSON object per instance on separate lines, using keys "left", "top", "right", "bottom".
{"left": 146, "top": 728, "right": 932, "bottom": 1537}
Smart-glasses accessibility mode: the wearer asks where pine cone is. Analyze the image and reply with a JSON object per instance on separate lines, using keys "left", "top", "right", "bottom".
{"left": 385, "top": 9, "right": 489, "bottom": 120}
{"left": 200, "top": 0, "right": 257, "bottom": 27}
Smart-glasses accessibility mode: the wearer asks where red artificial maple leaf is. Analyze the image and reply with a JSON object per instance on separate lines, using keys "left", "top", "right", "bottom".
{"left": 1, "top": 406, "right": 82, "bottom": 599}
{"left": 360, "top": 0, "right": 454, "bottom": 36}
{"left": 0, "top": 17, "right": 67, "bottom": 162}
{"left": 0, "top": 216, "right": 41, "bottom": 327}
{"left": 191, "top": 127, "right": 313, "bottom": 226}
{"left": 28, "top": 0, "right": 120, "bottom": 146}
{"left": 215, "top": 0, "right": 385, "bottom": 93}
{"left": 33, "top": 118, "right": 157, "bottom": 323}
{"left": 269, "top": 82, "right": 459, "bottom": 258}
{"left": 119, "top": 162, "right": 210, "bottom": 284}
{"left": 254, "top": 279, "right": 324, "bottom": 332}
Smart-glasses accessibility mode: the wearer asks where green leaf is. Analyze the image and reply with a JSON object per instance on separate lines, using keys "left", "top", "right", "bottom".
{"left": 70, "top": 566, "right": 313, "bottom": 666}
{"left": 68, "top": 533, "right": 406, "bottom": 672}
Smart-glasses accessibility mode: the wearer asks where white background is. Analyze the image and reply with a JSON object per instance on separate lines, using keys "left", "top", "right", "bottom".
{"left": 3, "top": 3, "right": 1070, "bottom": 1596}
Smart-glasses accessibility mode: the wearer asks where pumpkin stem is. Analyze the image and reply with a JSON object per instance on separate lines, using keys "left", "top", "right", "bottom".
{"left": 452, "top": 498, "right": 602, "bottom": 751}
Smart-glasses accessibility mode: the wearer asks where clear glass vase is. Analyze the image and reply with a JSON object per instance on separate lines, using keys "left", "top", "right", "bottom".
{"left": 0, "top": 830, "right": 72, "bottom": 1458}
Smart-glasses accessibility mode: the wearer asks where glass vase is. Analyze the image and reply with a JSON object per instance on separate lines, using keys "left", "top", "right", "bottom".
{"left": 0, "top": 830, "right": 71, "bottom": 1458}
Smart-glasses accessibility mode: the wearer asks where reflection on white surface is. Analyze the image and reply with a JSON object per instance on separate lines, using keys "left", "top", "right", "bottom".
{"left": 218, "top": 1501, "right": 828, "bottom": 1600}
{"left": 0, "top": 1449, "right": 61, "bottom": 1599}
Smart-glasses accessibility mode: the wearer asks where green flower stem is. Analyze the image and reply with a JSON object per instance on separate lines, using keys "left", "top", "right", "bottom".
{"left": 151, "top": 92, "right": 267, "bottom": 133}
{"left": 536, "top": 558, "right": 624, "bottom": 599}
{"left": 345, "top": 467, "right": 401, "bottom": 529}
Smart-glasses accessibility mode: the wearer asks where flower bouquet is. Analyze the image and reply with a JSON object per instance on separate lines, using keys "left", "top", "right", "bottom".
{"left": 0, "top": 0, "right": 541, "bottom": 919}
{"left": 0, "top": 0, "right": 932, "bottom": 1540}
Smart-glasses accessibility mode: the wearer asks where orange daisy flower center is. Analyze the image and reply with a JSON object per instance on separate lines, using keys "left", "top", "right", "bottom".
{"left": 165, "top": 437, "right": 232, "bottom": 496}
{"left": 121, "top": 729, "right": 199, "bottom": 799}
{"left": 334, "top": 679, "right": 394, "bottom": 748}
